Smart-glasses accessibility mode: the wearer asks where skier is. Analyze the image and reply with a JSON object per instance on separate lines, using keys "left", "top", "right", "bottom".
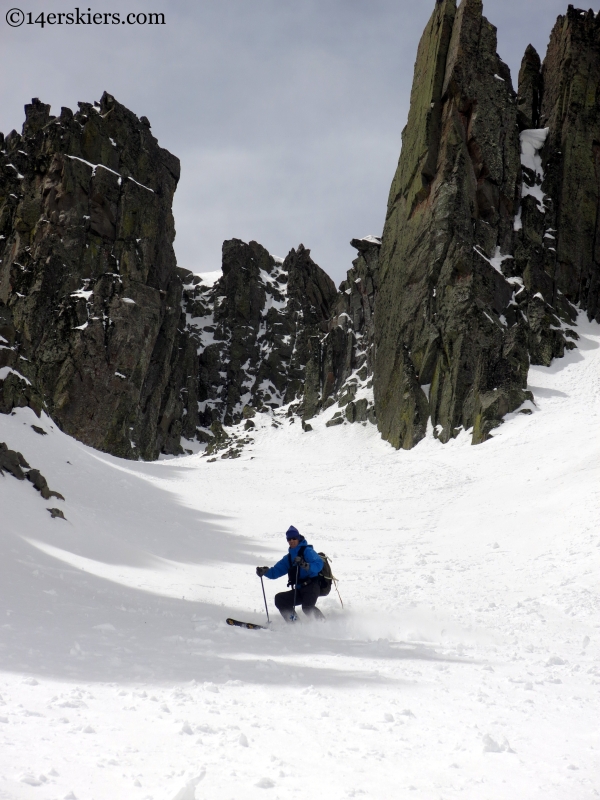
{"left": 256, "top": 525, "right": 325, "bottom": 621}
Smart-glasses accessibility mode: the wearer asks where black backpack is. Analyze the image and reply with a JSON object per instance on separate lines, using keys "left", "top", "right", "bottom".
{"left": 287, "top": 546, "right": 335, "bottom": 596}
{"left": 316, "top": 551, "right": 334, "bottom": 596}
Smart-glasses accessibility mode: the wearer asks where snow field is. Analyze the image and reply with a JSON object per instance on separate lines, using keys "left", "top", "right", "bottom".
{"left": 0, "top": 315, "right": 598, "bottom": 799}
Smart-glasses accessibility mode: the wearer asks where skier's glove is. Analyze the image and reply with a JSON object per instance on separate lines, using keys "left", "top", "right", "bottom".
{"left": 256, "top": 566, "right": 270, "bottom": 577}
{"left": 293, "top": 556, "right": 310, "bottom": 570}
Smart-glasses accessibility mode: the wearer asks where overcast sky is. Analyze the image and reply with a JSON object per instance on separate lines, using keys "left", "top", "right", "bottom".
{"left": 0, "top": 0, "right": 589, "bottom": 285}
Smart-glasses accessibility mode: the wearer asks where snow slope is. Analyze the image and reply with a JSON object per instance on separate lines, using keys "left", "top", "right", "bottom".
{"left": 0, "top": 315, "right": 598, "bottom": 800}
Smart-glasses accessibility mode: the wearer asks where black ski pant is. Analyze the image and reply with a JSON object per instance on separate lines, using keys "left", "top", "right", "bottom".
{"left": 275, "top": 581, "right": 325, "bottom": 621}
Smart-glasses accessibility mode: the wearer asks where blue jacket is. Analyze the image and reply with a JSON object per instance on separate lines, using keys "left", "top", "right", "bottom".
{"left": 265, "top": 538, "right": 323, "bottom": 583}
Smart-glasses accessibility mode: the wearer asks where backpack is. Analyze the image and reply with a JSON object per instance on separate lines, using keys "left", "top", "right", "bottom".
{"left": 287, "top": 545, "right": 335, "bottom": 596}
{"left": 316, "top": 552, "right": 334, "bottom": 596}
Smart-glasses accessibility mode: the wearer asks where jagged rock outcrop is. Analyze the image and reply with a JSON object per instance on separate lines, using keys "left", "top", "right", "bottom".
{"left": 0, "top": 441, "right": 64, "bottom": 500}
{"left": 178, "top": 233, "right": 381, "bottom": 438}
{"left": 375, "top": 0, "right": 531, "bottom": 448}
{"left": 302, "top": 236, "right": 380, "bottom": 424}
{"left": 0, "top": 92, "right": 341, "bottom": 457}
{"left": 373, "top": 0, "right": 581, "bottom": 451}
{"left": 538, "top": 6, "right": 600, "bottom": 321}
{"left": 509, "top": 6, "right": 600, "bottom": 364}
{"left": 0, "top": 94, "right": 197, "bottom": 460}
{"left": 512, "top": 108, "right": 578, "bottom": 369}
{"left": 181, "top": 239, "right": 337, "bottom": 427}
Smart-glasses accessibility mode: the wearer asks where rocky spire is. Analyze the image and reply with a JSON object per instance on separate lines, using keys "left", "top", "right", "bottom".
{"left": 374, "top": 0, "right": 528, "bottom": 449}
{"left": 517, "top": 45, "right": 543, "bottom": 130}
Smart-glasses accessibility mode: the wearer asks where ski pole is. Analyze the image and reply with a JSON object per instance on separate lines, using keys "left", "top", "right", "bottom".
{"left": 291, "top": 563, "right": 299, "bottom": 622}
{"left": 260, "top": 575, "right": 271, "bottom": 625}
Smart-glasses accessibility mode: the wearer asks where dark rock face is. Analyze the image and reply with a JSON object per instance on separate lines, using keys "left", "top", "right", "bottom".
{"left": 510, "top": 8, "right": 600, "bottom": 366}
{"left": 375, "top": 0, "right": 533, "bottom": 449}
{"left": 0, "top": 94, "right": 197, "bottom": 460}
{"left": 511, "top": 124, "right": 578, "bottom": 369}
{"left": 373, "top": 0, "right": 583, "bottom": 450}
{"left": 302, "top": 236, "right": 380, "bottom": 424}
{"left": 538, "top": 6, "right": 600, "bottom": 322}
{"left": 517, "top": 45, "right": 543, "bottom": 130}
{"left": 181, "top": 239, "right": 337, "bottom": 427}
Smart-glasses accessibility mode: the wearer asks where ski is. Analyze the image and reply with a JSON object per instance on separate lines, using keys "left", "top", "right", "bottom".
{"left": 226, "top": 617, "right": 267, "bottom": 630}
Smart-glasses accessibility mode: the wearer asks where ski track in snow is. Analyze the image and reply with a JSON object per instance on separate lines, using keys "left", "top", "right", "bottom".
{"left": 0, "top": 315, "right": 599, "bottom": 800}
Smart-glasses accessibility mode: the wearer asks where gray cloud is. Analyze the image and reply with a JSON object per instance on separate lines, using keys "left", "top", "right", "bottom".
{"left": 0, "top": 0, "right": 587, "bottom": 284}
